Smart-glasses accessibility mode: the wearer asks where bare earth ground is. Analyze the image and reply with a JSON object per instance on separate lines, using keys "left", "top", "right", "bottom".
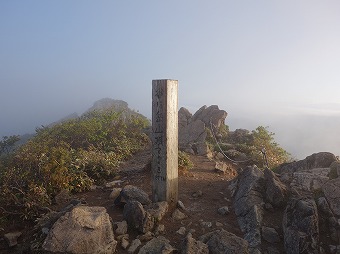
{"left": 0, "top": 147, "right": 285, "bottom": 253}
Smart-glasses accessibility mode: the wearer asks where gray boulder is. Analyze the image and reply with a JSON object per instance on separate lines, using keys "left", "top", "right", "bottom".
{"left": 181, "top": 233, "right": 209, "bottom": 254}
{"left": 261, "top": 226, "right": 280, "bottom": 243}
{"left": 290, "top": 168, "right": 330, "bottom": 192}
{"left": 283, "top": 197, "right": 319, "bottom": 254}
{"left": 116, "top": 185, "right": 151, "bottom": 205}
{"left": 123, "top": 201, "right": 154, "bottom": 233}
{"left": 138, "top": 236, "right": 176, "bottom": 254}
{"left": 42, "top": 206, "right": 117, "bottom": 254}
{"left": 277, "top": 152, "right": 336, "bottom": 175}
{"left": 199, "top": 229, "right": 249, "bottom": 254}
{"left": 264, "top": 168, "right": 288, "bottom": 208}
{"left": 323, "top": 177, "right": 340, "bottom": 216}
{"left": 234, "top": 166, "right": 265, "bottom": 248}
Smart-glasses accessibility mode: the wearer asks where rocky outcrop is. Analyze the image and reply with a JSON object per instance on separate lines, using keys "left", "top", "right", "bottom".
{"left": 283, "top": 197, "right": 319, "bottom": 254}
{"left": 322, "top": 177, "right": 340, "bottom": 216}
{"left": 277, "top": 152, "right": 336, "bottom": 175}
{"left": 178, "top": 105, "right": 227, "bottom": 155}
{"left": 277, "top": 152, "right": 336, "bottom": 193}
{"left": 232, "top": 166, "right": 265, "bottom": 249}
{"left": 264, "top": 168, "right": 288, "bottom": 208}
{"left": 199, "top": 229, "right": 249, "bottom": 254}
{"left": 42, "top": 206, "right": 117, "bottom": 254}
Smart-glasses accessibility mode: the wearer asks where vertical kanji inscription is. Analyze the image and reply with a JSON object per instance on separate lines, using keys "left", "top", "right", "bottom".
{"left": 152, "top": 80, "right": 178, "bottom": 203}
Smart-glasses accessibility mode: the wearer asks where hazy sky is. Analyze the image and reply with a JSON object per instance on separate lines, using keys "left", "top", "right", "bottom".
{"left": 1, "top": 1, "right": 340, "bottom": 159}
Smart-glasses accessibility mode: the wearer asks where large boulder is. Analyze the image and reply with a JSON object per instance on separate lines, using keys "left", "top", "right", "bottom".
{"left": 199, "top": 229, "right": 249, "bottom": 254}
{"left": 123, "top": 200, "right": 154, "bottom": 233}
{"left": 322, "top": 177, "right": 340, "bottom": 216}
{"left": 290, "top": 168, "right": 330, "bottom": 192}
{"left": 42, "top": 206, "right": 117, "bottom": 254}
{"left": 277, "top": 152, "right": 336, "bottom": 175}
{"left": 283, "top": 197, "right": 319, "bottom": 254}
{"left": 264, "top": 168, "right": 288, "bottom": 208}
{"left": 233, "top": 166, "right": 265, "bottom": 248}
{"left": 178, "top": 105, "right": 227, "bottom": 155}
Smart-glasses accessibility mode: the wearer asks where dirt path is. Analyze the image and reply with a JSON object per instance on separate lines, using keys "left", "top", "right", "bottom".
{"left": 0, "top": 148, "right": 243, "bottom": 253}
{"left": 74, "top": 148, "right": 242, "bottom": 253}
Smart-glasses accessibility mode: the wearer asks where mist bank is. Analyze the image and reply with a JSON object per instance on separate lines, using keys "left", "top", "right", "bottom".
{"left": 228, "top": 112, "right": 340, "bottom": 160}
{"left": 1, "top": 101, "right": 339, "bottom": 161}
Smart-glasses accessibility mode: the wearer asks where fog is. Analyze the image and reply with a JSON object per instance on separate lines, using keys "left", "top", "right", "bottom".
{"left": 1, "top": 1, "right": 340, "bottom": 160}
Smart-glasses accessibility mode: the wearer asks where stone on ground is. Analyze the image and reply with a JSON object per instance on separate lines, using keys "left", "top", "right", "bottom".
{"left": 42, "top": 206, "right": 117, "bottom": 254}
{"left": 199, "top": 229, "right": 249, "bottom": 254}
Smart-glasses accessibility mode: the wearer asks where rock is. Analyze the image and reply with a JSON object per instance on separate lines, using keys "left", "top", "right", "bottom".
{"left": 42, "top": 206, "right": 117, "bottom": 254}
{"left": 192, "top": 190, "right": 203, "bottom": 198}
{"left": 215, "top": 161, "right": 231, "bottom": 174}
{"left": 172, "top": 209, "right": 187, "bottom": 220}
{"left": 119, "top": 185, "right": 151, "bottom": 205}
{"left": 237, "top": 205, "right": 263, "bottom": 248}
{"left": 4, "top": 231, "right": 22, "bottom": 247}
{"left": 261, "top": 226, "right": 280, "bottom": 243}
{"left": 199, "top": 229, "right": 249, "bottom": 254}
{"left": 264, "top": 203, "right": 274, "bottom": 212}
{"left": 178, "top": 105, "right": 227, "bottom": 155}
{"left": 290, "top": 168, "right": 330, "bottom": 192}
{"left": 217, "top": 206, "right": 230, "bottom": 215}
{"left": 138, "top": 231, "right": 154, "bottom": 242}
{"left": 128, "top": 239, "right": 141, "bottom": 253}
{"left": 277, "top": 152, "right": 336, "bottom": 174}
{"left": 323, "top": 177, "right": 340, "bottom": 216}
{"left": 264, "top": 168, "right": 288, "bottom": 207}
{"left": 178, "top": 107, "right": 193, "bottom": 129}
{"left": 177, "top": 200, "right": 186, "bottom": 210}
{"left": 216, "top": 222, "right": 223, "bottom": 227}
{"left": 114, "top": 220, "right": 128, "bottom": 235}
{"left": 138, "top": 236, "right": 176, "bottom": 254}
{"left": 155, "top": 224, "right": 165, "bottom": 235}
{"left": 123, "top": 200, "right": 146, "bottom": 230}
{"left": 105, "top": 180, "right": 124, "bottom": 188}
{"left": 123, "top": 201, "right": 154, "bottom": 233}
{"left": 200, "top": 221, "right": 212, "bottom": 228}
{"left": 234, "top": 166, "right": 265, "bottom": 248}
{"left": 176, "top": 227, "right": 186, "bottom": 235}
{"left": 121, "top": 237, "right": 129, "bottom": 249}
{"left": 283, "top": 197, "right": 319, "bottom": 254}
{"left": 317, "top": 197, "right": 333, "bottom": 217}
{"left": 266, "top": 247, "right": 280, "bottom": 254}
{"left": 330, "top": 161, "right": 340, "bottom": 177}
{"left": 181, "top": 233, "right": 209, "bottom": 254}
{"left": 146, "top": 201, "right": 169, "bottom": 221}
{"left": 110, "top": 188, "right": 122, "bottom": 200}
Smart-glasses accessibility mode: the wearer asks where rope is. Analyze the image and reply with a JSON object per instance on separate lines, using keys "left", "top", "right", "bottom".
{"left": 209, "top": 121, "right": 252, "bottom": 164}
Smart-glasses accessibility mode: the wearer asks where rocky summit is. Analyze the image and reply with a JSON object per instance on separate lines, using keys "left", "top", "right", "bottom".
{"left": 1, "top": 104, "right": 340, "bottom": 254}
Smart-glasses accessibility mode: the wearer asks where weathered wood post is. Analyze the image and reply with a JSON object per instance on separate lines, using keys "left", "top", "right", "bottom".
{"left": 152, "top": 79, "right": 178, "bottom": 203}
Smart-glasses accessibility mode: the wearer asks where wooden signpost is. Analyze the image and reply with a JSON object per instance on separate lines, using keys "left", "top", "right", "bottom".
{"left": 151, "top": 79, "right": 178, "bottom": 203}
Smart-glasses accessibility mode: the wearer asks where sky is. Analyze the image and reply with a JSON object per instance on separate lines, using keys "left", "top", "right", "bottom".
{"left": 1, "top": 1, "right": 340, "bottom": 159}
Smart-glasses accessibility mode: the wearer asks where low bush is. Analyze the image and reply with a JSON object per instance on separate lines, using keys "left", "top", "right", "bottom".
{"left": 0, "top": 108, "right": 150, "bottom": 220}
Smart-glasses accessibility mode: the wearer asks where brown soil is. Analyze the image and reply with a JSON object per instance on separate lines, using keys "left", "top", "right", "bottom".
{"left": 0, "top": 147, "right": 285, "bottom": 253}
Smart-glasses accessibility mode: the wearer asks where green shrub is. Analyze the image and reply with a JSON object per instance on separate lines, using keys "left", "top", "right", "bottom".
{"left": 0, "top": 108, "right": 150, "bottom": 219}
{"left": 178, "top": 151, "right": 194, "bottom": 173}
